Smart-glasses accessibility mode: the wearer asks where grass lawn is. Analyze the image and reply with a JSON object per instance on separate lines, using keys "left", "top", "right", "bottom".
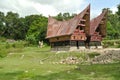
{"left": 0, "top": 46, "right": 120, "bottom": 80}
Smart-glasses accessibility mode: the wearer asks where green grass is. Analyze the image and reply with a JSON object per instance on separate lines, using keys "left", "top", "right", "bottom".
{"left": 0, "top": 43, "right": 120, "bottom": 80}
{"left": 102, "top": 39, "right": 120, "bottom": 48}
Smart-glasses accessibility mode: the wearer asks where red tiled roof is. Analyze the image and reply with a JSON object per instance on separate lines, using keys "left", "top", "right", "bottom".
{"left": 46, "top": 5, "right": 90, "bottom": 38}
{"left": 90, "top": 10, "right": 107, "bottom": 36}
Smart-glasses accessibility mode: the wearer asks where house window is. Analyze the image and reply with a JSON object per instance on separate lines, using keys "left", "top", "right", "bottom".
{"left": 80, "top": 26, "right": 83, "bottom": 30}
{"left": 57, "top": 37, "right": 59, "bottom": 40}
{"left": 76, "top": 26, "right": 79, "bottom": 29}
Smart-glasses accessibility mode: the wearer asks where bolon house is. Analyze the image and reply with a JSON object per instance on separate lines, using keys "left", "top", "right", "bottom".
{"left": 90, "top": 10, "right": 107, "bottom": 48}
{"left": 46, "top": 5, "right": 107, "bottom": 51}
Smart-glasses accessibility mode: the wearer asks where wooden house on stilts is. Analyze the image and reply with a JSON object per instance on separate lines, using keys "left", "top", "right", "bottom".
{"left": 89, "top": 10, "right": 107, "bottom": 48}
{"left": 46, "top": 5, "right": 107, "bottom": 51}
{"left": 46, "top": 5, "right": 90, "bottom": 51}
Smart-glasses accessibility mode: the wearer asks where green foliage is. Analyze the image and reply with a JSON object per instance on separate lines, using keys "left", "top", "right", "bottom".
{"left": 116, "top": 4, "right": 120, "bottom": 20}
{"left": 0, "top": 37, "right": 6, "bottom": 42}
{"left": 0, "top": 39, "right": 28, "bottom": 57}
{"left": 0, "top": 42, "right": 10, "bottom": 57}
{"left": 0, "top": 11, "right": 5, "bottom": 36}
{"left": 87, "top": 52, "right": 100, "bottom": 58}
{"left": 4, "top": 12, "right": 19, "bottom": 38}
{"left": 0, "top": 47, "right": 9, "bottom": 58}
{"left": 3, "top": 12, "right": 27, "bottom": 40}
{"left": 116, "top": 44, "right": 120, "bottom": 48}
{"left": 107, "top": 21, "right": 115, "bottom": 39}
{"left": 106, "top": 8, "right": 120, "bottom": 39}
{"left": 11, "top": 41, "right": 27, "bottom": 48}
{"left": 55, "top": 12, "right": 75, "bottom": 21}
{"left": 26, "top": 15, "right": 47, "bottom": 44}
{"left": 102, "top": 39, "right": 120, "bottom": 48}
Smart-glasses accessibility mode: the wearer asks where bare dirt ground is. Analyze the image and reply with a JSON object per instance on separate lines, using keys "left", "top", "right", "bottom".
{"left": 81, "top": 48, "right": 120, "bottom": 54}
{"left": 59, "top": 48, "right": 120, "bottom": 64}
{"left": 88, "top": 48, "right": 120, "bottom": 64}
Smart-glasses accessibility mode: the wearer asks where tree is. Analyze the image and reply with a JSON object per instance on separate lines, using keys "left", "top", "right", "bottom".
{"left": 105, "top": 8, "right": 120, "bottom": 39}
{"left": 55, "top": 13, "right": 63, "bottom": 21}
{"left": 116, "top": 4, "right": 120, "bottom": 20}
{"left": 4, "top": 12, "right": 19, "bottom": 39}
{"left": 1, "top": 11, "right": 29, "bottom": 40}
{"left": 26, "top": 15, "right": 48, "bottom": 44}
{"left": 0, "top": 11, "right": 5, "bottom": 36}
{"left": 55, "top": 12, "right": 75, "bottom": 21}
{"left": 107, "top": 21, "right": 115, "bottom": 39}
{"left": 13, "top": 18, "right": 28, "bottom": 40}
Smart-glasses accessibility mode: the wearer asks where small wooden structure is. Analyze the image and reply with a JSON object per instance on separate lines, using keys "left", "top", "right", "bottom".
{"left": 46, "top": 5, "right": 107, "bottom": 51}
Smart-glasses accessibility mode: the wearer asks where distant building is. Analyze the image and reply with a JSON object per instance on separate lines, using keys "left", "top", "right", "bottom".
{"left": 46, "top": 5, "right": 107, "bottom": 51}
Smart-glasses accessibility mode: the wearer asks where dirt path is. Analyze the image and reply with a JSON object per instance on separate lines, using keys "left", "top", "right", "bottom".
{"left": 89, "top": 48, "right": 120, "bottom": 64}
{"left": 82, "top": 48, "right": 120, "bottom": 54}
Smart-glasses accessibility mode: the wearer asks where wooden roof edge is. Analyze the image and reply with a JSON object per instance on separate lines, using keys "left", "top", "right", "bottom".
{"left": 91, "top": 9, "right": 107, "bottom": 23}
{"left": 46, "top": 4, "right": 91, "bottom": 39}
{"left": 46, "top": 33, "right": 72, "bottom": 39}
{"left": 90, "top": 9, "right": 108, "bottom": 36}
{"left": 76, "top": 4, "right": 90, "bottom": 18}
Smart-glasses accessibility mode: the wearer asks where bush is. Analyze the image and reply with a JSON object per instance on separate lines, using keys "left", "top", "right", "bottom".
{"left": 102, "top": 39, "right": 120, "bottom": 48}
{"left": 26, "top": 35, "right": 37, "bottom": 45}
{"left": 0, "top": 45, "right": 9, "bottom": 58}
{"left": 5, "top": 42, "right": 11, "bottom": 49}
{"left": 87, "top": 52, "right": 100, "bottom": 58}
{"left": 117, "top": 44, "right": 120, "bottom": 48}
{"left": 0, "top": 40, "right": 30, "bottom": 58}
{"left": 0, "top": 42, "right": 11, "bottom": 58}
{"left": 0, "top": 49, "right": 9, "bottom": 58}
{"left": 0, "top": 37, "right": 6, "bottom": 42}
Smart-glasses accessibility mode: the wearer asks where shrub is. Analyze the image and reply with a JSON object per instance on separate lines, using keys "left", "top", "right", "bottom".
{"left": 87, "top": 52, "right": 100, "bottom": 58}
{"left": 10, "top": 40, "right": 30, "bottom": 48}
{"left": 117, "top": 44, "right": 120, "bottom": 48}
{"left": 0, "top": 37, "right": 6, "bottom": 42}
{"left": 5, "top": 42, "right": 11, "bottom": 49}
{"left": 0, "top": 49, "right": 9, "bottom": 58}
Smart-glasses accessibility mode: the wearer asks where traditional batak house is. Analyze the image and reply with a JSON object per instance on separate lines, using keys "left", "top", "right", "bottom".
{"left": 46, "top": 5, "right": 107, "bottom": 51}
{"left": 89, "top": 10, "right": 107, "bottom": 48}
{"left": 46, "top": 5, "right": 90, "bottom": 51}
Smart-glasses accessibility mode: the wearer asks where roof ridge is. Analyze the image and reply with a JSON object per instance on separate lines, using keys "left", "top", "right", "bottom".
{"left": 46, "top": 4, "right": 90, "bottom": 38}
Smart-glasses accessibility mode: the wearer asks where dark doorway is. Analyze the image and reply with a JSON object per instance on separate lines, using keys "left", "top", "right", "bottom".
{"left": 76, "top": 41, "right": 79, "bottom": 49}
{"left": 85, "top": 36, "right": 91, "bottom": 48}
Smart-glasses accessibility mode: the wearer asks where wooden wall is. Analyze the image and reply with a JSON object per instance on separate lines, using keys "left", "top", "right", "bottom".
{"left": 49, "top": 36, "right": 70, "bottom": 42}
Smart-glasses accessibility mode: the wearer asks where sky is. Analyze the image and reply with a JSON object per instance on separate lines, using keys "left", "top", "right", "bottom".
{"left": 0, "top": 0, "right": 120, "bottom": 18}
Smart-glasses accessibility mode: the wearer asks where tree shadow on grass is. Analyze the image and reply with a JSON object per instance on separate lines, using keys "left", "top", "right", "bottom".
{"left": 0, "top": 71, "right": 24, "bottom": 80}
{"left": 32, "top": 63, "right": 120, "bottom": 80}
{"left": 0, "top": 63, "right": 119, "bottom": 80}
{"left": 0, "top": 66, "right": 3, "bottom": 69}
{"left": 5, "top": 71, "right": 24, "bottom": 76}
{"left": 32, "top": 70, "right": 84, "bottom": 80}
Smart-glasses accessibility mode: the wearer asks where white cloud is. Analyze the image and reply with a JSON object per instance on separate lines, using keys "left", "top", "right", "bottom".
{"left": 90, "top": 11, "right": 98, "bottom": 19}
{"left": 0, "top": 0, "right": 119, "bottom": 17}
{"left": 111, "top": 6, "right": 118, "bottom": 14}
{"left": 0, "top": 0, "right": 38, "bottom": 16}
{"left": 33, "top": 3, "right": 57, "bottom": 16}
{"left": 0, "top": 0, "right": 86, "bottom": 17}
{"left": 2, "top": 0, "right": 117, "bottom": 17}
